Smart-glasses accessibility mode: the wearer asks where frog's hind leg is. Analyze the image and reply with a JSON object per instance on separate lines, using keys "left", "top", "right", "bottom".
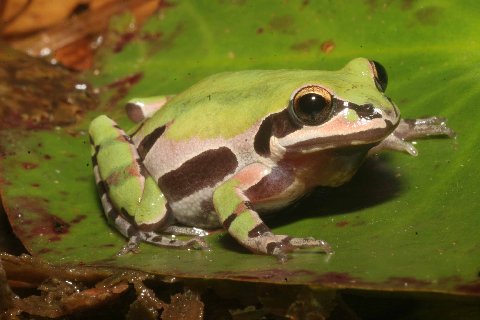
{"left": 92, "top": 161, "right": 144, "bottom": 254}
{"left": 125, "top": 95, "right": 172, "bottom": 123}
{"left": 89, "top": 115, "right": 206, "bottom": 254}
{"left": 213, "top": 163, "right": 332, "bottom": 261}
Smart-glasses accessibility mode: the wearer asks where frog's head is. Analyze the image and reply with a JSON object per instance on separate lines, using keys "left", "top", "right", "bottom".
{"left": 257, "top": 58, "right": 401, "bottom": 186}
{"left": 268, "top": 58, "right": 400, "bottom": 157}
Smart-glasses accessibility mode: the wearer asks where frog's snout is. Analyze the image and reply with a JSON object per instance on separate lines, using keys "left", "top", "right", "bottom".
{"left": 383, "top": 99, "right": 401, "bottom": 127}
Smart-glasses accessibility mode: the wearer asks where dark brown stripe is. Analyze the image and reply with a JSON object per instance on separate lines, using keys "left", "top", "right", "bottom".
{"left": 247, "top": 223, "right": 270, "bottom": 238}
{"left": 272, "top": 108, "right": 301, "bottom": 138}
{"left": 126, "top": 225, "right": 137, "bottom": 237}
{"left": 121, "top": 134, "right": 134, "bottom": 144}
{"left": 266, "top": 242, "right": 279, "bottom": 255}
{"left": 222, "top": 213, "right": 237, "bottom": 230}
{"left": 386, "top": 97, "right": 399, "bottom": 118}
{"left": 138, "top": 125, "right": 166, "bottom": 159}
{"left": 121, "top": 207, "right": 133, "bottom": 219}
{"left": 348, "top": 103, "right": 382, "bottom": 120}
{"left": 96, "top": 180, "right": 108, "bottom": 194}
{"left": 93, "top": 144, "right": 100, "bottom": 156}
{"left": 135, "top": 159, "right": 149, "bottom": 178}
{"left": 137, "top": 203, "right": 172, "bottom": 232}
{"left": 281, "top": 236, "right": 293, "bottom": 246}
{"left": 254, "top": 109, "right": 300, "bottom": 157}
{"left": 159, "top": 147, "right": 238, "bottom": 202}
{"left": 91, "top": 155, "right": 98, "bottom": 167}
{"left": 287, "top": 120, "right": 395, "bottom": 151}
{"left": 106, "top": 207, "right": 118, "bottom": 220}
{"left": 244, "top": 201, "right": 254, "bottom": 210}
{"left": 254, "top": 116, "right": 274, "bottom": 157}
{"left": 151, "top": 235, "right": 164, "bottom": 243}
{"left": 245, "top": 167, "right": 294, "bottom": 202}
{"left": 130, "top": 122, "right": 145, "bottom": 138}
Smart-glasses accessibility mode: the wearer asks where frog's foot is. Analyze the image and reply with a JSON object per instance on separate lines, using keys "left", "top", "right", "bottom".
{"left": 213, "top": 163, "right": 332, "bottom": 260}
{"left": 117, "top": 232, "right": 208, "bottom": 255}
{"left": 252, "top": 233, "right": 332, "bottom": 261}
{"left": 117, "top": 235, "right": 142, "bottom": 256}
{"left": 395, "top": 117, "right": 455, "bottom": 140}
{"left": 163, "top": 225, "right": 209, "bottom": 237}
{"left": 369, "top": 117, "right": 455, "bottom": 156}
{"left": 142, "top": 232, "right": 208, "bottom": 250}
{"left": 368, "top": 133, "right": 419, "bottom": 156}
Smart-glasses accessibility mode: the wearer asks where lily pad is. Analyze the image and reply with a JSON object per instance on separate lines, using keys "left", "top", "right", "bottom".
{"left": 1, "top": 0, "right": 479, "bottom": 296}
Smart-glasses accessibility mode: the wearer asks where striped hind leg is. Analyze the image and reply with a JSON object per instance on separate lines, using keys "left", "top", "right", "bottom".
{"left": 89, "top": 115, "right": 207, "bottom": 253}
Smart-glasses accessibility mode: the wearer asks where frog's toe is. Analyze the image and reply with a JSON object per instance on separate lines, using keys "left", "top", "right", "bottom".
{"left": 186, "top": 237, "right": 209, "bottom": 250}
{"left": 265, "top": 235, "right": 332, "bottom": 260}
{"left": 117, "top": 235, "right": 141, "bottom": 256}
{"left": 289, "top": 237, "right": 332, "bottom": 253}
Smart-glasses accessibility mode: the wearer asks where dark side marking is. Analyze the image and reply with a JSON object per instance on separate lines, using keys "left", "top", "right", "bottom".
{"left": 137, "top": 125, "right": 166, "bottom": 159}
{"left": 223, "top": 201, "right": 254, "bottom": 230}
{"left": 222, "top": 213, "right": 237, "bottom": 229}
{"left": 247, "top": 223, "right": 270, "bottom": 238}
{"left": 386, "top": 97, "right": 399, "bottom": 118}
{"left": 266, "top": 242, "right": 279, "bottom": 255}
{"left": 130, "top": 122, "right": 145, "bottom": 138}
{"left": 254, "top": 98, "right": 386, "bottom": 157}
{"left": 254, "top": 109, "right": 300, "bottom": 157}
{"left": 347, "top": 102, "right": 383, "bottom": 120}
{"left": 245, "top": 166, "right": 294, "bottom": 202}
{"left": 126, "top": 224, "right": 137, "bottom": 237}
{"left": 91, "top": 155, "right": 98, "bottom": 167}
{"left": 106, "top": 207, "right": 118, "bottom": 221}
{"left": 96, "top": 180, "right": 109, "bottom": 194}
{"left": 151, "top": 235, "right": 165, "bottom": 243}
{"left": 135, "top": 159, "right": 150, "bottom": 179}
{"left": 159, "top": 147, "right": 238, "bottom": 202}
{"left": 288, "top": 119, "right": 395, "bottom": 151}
{"left": 253, "top": 116, "right": 273, "bottom": 157}
{"left": 137, "top": 203, "right": 172, "bottom": 232}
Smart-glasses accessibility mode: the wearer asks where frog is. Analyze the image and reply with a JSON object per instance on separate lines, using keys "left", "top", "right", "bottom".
{"left": 89, "top": 58, "right": 454, "bottom": 260}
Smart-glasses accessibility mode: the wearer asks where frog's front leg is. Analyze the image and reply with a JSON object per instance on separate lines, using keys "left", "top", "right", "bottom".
{"left": 369, "top": 117, "right": 455, "bottom": 156}
{"left": 89, "top": 115, "right": 206, "bottom": 253}
{"left": 213, "top": 163, "right": 331, "bottom": 260}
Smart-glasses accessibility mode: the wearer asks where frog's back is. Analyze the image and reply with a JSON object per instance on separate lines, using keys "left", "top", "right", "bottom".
{"left": 135, "top": 69, "right": 342, "bottom": 142}
{"left": 129, "top": 71, "right": 300, "bottom": 227}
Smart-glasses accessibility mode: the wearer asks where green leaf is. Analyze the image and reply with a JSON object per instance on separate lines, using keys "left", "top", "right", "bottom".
{"left": 1, "top": 0, "right": 479, "bottom": 295}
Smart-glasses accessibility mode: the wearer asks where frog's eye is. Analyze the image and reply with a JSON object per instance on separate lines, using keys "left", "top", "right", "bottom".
{"left": 291, "top": 86, "right": 333, "bottom": 126}
{"left": 369, "top": 60, "right": 388, "bottom": 92}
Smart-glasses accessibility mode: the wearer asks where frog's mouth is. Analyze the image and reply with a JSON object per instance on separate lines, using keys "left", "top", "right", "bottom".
{"left": 277, "top": 115, "right": 398, "bottom": 154}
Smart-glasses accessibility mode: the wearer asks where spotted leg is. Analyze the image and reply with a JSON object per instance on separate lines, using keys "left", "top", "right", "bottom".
{"left": 369, "top": 117, "right": 455, "bottom": 156}
{"left": 213, "top": 163, "right": 331, "bottom": 261}
{"left": 89, "top": 115, "right": 207, "bottom": 254}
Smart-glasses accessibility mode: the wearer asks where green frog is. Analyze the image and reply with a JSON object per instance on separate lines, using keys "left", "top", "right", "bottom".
{"left": 89, "top": 58, "right": 454, "bottom": 260}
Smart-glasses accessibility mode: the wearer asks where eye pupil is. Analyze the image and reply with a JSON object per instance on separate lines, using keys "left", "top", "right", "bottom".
{"left": 297, "top": 93, "right": 326, "bottom": 121}
{"left": 291, "top": 87, "right": 333, "bottom": 125}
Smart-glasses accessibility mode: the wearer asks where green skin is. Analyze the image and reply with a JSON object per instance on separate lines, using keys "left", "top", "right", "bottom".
{"left": 89, "top": 58, "right": 454, "bottom": 260}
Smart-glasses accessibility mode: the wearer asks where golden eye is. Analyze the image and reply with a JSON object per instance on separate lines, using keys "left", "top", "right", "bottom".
{"left": 291, "top": 86, "right": 333, "bottom": 126}
{"left": 369, "top": 60, "right": 388, "bottom": 92}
